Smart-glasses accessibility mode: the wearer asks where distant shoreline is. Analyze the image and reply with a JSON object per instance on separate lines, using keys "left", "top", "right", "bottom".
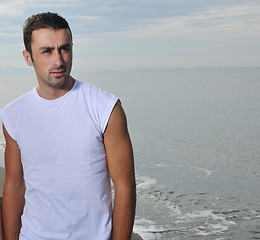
{"left": 0, "top": 66, "right": 260, "bottom": 75}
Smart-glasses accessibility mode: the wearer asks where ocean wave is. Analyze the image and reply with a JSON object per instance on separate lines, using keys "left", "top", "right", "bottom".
{"left": 135, "top": 178, "right": 260, "bottom": 239}
{"left": 136, "top": 176, "right": 157, "bottom": 190}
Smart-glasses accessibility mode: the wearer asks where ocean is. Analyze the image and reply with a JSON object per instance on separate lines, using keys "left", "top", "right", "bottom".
{"left": 0, "top": 68, "right": 260, "bottom": 239}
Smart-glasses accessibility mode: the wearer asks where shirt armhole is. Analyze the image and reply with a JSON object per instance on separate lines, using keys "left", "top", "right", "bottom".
{"left": 101, "top": 98, "right": 119, "bottom": 134}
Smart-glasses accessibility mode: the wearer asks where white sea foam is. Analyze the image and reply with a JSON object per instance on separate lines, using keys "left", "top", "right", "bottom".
{"left": 136, "top": 176, "right": 157, "bottom": 190}
{"left": 0, "top": 144, "right": 4, "bottom": 151}
{"left": 196, "top": 167, "right": 215, "bottom": 177}
{"left": 165, "top": 201, "right": 182, "bottom": 216}
{"left": 156, "top": 164, "right": 167, "bottom": 167}
{"left": 134, "top": 218, "right": 165, "bottom": 240}
{"left": 177, "top": 210, "right": 236, "bottom": 236}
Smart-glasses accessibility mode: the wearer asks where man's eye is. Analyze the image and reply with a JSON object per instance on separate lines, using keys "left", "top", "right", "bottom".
{"left": 42, "top": 50, "right": 51, "bottom": 54}
{"left": 61, "top": 48, "right": 70, "bottom": 52}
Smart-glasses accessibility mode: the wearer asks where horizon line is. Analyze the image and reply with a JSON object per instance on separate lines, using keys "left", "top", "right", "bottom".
{"left": 0, "top": 65, "right": 260, "bottom": 75}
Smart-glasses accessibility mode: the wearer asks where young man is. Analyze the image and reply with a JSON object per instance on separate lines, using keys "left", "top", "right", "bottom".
{"left": 1, "top": 12, "right": 136, "bottom": 240}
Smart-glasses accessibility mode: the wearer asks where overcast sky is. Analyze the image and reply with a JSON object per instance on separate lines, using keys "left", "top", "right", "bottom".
{"left": 0, "top": 0, "right": 259, "bottom": 72}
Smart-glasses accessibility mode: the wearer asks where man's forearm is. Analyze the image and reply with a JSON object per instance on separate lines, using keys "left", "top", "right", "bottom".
{"left": 112, "top": 184, "right": 136, "bottom": 240}
{"left": 3, "top": 182, "right": 25, "bottom": 240}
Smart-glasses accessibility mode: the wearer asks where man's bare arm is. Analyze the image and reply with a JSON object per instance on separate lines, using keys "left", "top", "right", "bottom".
{"left": 104, "top": 102, "right": 136, "bottom": 240}
{"left": 2, "top": 124, "right": 25, "bottom": 240}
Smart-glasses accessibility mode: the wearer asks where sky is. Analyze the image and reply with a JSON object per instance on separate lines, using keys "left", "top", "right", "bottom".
{"left": 0, "top": 0, "right": 260, "bottom": 72}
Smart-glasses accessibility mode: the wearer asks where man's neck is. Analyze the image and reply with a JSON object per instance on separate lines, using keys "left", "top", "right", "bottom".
{"left": 36, "top": 76, "right": 75, "bottom": 100}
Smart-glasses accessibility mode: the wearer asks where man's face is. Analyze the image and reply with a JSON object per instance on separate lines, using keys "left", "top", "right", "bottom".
{"left": 27, "top": 28, "right": 73, "bottom": 89}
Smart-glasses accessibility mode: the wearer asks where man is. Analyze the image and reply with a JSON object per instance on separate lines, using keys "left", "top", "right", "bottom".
{"left": 1, "top": 12, "right": 136, "bottom": 240}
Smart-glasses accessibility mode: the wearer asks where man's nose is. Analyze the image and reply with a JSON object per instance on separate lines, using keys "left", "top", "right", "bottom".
{"left": 54, "top": 51, "right": 64, "bottom": 67}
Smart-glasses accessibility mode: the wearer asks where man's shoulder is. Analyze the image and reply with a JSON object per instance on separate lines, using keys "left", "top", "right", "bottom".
{"left": 76, "top": 80, "right": 119, "bottom": 133}
{"left": 77, "top": 80, "right": 117, "bottom": 100}
{"left": 77, "top": 80, "right": 103, "bottom": 93}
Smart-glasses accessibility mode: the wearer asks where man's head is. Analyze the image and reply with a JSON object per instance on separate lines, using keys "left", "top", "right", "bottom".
{"left": 22, "top": 12, "right": 74, "bottom": 94}
{"left": 23, "top": 12, "right": 72, "bottom": 58}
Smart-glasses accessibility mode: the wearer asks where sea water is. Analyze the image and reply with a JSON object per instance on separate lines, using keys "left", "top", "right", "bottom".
{"left": 0, "top": 68, "right": 260, "bottom": 239}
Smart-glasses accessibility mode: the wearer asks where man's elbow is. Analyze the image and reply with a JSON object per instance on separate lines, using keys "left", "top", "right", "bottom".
{"left": 3, "top": 177, "right": 25, "bottom": 201}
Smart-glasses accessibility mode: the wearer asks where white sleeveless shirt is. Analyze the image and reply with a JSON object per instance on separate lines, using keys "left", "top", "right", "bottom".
{"left": 0, "top": 80, "right": 118, "bottom": 240}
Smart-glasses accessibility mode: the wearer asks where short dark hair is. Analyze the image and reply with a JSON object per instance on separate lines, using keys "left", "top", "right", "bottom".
{"left": 23, "top": 12, "right": 72, "bottom": 56}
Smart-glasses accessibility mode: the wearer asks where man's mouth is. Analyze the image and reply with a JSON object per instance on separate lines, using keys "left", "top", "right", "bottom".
{"left": 50, "top": 69, "right": 66, "bottom": 77}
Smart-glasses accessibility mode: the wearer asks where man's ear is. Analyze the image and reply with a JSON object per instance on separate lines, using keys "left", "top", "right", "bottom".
{"left": 23, "top": 50, "right": 33, "bottom": 66}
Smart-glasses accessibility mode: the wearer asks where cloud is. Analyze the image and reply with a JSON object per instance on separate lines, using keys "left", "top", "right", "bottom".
{"left": 59, "top": 0, "right": 260, "bottom": 48}
{"left": 101, "top": 2, "right": 260, "bottom": 40}
{"left": 68, "top": 16, "right": 100, "bottom": 21}
{"left": 0, "top": 0, "right": 25, "bottom": 17}
{"left": 0, "top": 0, "right": 89, "bottom": 18}
{"left": 0, "top": 0, "right": 259, "bottom": 70}
{"left": 1, "top": 0, "right": 259, "bottom": 37}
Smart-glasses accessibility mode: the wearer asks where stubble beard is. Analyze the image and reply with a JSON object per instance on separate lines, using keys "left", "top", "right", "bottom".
{"left": 39, "top": 65, "right": 71, "bottom": 90}
{"left": 44, "top": 77, "right": 68, "bottom": 89}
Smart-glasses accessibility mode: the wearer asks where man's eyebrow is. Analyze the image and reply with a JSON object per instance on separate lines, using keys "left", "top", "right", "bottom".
{"left": 59, "top": 43, "right": 72, "bottom": 50}
{"left": 40, "top": 46, "right": 54, "bottom": 51}
{"left": 39, "top": 43, "right": 72, "bottom": 52}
